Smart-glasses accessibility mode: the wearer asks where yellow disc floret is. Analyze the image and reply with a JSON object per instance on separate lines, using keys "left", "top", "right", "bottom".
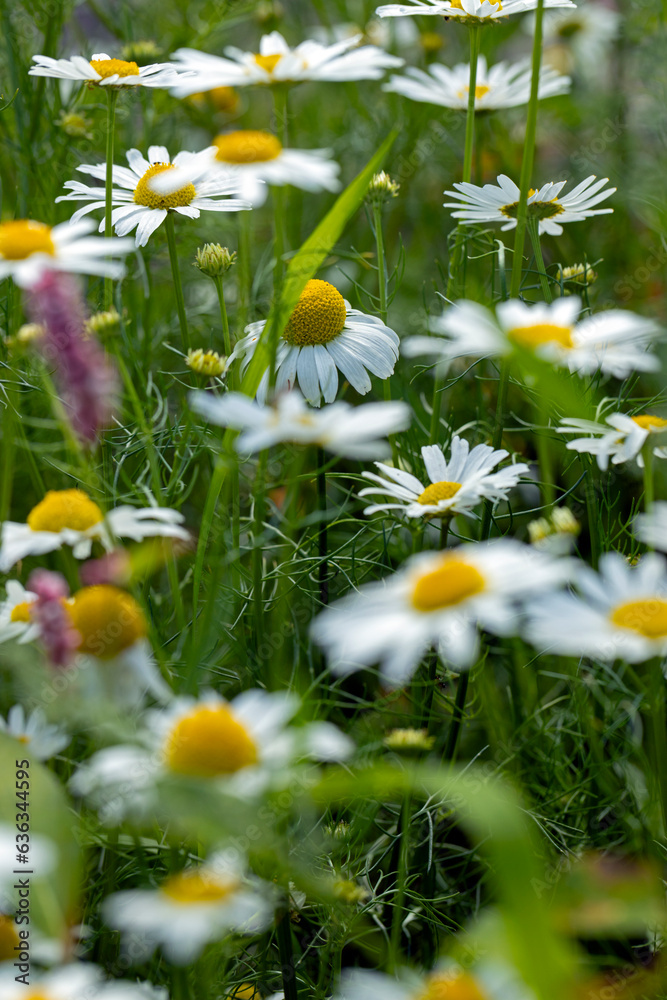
{"left": 133, "top": 163, "right": 196, "bottom": 210}
{"left": 165, "top": 704, "right": 259, "bottom": 777}
{"left": 90, "top": 58, "right": 140, "bottom": 80}
{"left": 27, "top": 489, "right": 104, "bottom": 534}
{"left": 283, "top": 279, "right": 347, "bottom": 347}
{"left": 10, "top": 601, "right": 34, "bottom": 623}
{"left": 254, "top": 53, "right": 282, "bottom": 75}
{"left": 0, "top": 220, "right": 55, "bottom": 260}
{"left": 507, "top": 323, "right": 574, "bottom": 350}
{"left": 213, "top": 130, "right": 283, "bottom": 164}
{"left": 610, "top": 599, "right": 667, "bottom": 639}
{"left": 449, "top": 0, "right": 502, "bottom": 10}
{"left": 632, "top": 415, "right": 667, "bottom": 432}
{"left": 411, "top": 557, "right": 485, "bottom": 613}
{"left": 417, "top": 972, "right": 487, "bottom": 1000}
{"left": 68, "top": 585, "right": 147, "bottom": 659}
{"left": 457, "top": 85, "right": 491, "bottom": 100}
{"left": 417, "top": 481, "right": 462, "bottom": 506}
{"left": 161, "top": 869, "right": 239, "bottom": 904}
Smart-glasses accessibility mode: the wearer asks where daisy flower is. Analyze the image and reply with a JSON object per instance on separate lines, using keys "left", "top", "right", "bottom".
{"left": 402, "top": 297, "right": 661, "bottom": 380}
{"left": 70, "top": 689, "right": 352, "bottom": 822}
{"left": 0, "top": 963, "right": 166, "bottom": 1000}
{"left": 524, "top": 551, "right": 667, "bottom": 663}
{"left": 444, "top": 174, "right": 615, "bottom": 236}
{"left": 169, "top": 31, "right": 403, "bottom": 95}
{"left": 534, "top": 4, "right": 620, "bottom": 79}
{"left": 0, "top": 580, "right": 39, "bottom": 643}
{"left": 0, "top": 705, "right": 69, "bottom": 760}
{"left": 359, "top": 435, "right": 529, "bottom": 519}
{"left": 210, "top": 130, "right": 340, "bottom": 206}
{"left": 103, "top": 852, "right": 277, "bottom": 965}
{"left": 384, "top": 56, "right": 570, "bottom": 110}
{"left": 558, "top": 411, "right": 667, "bottom": 470}
{"left": 0, "top": 488, "right": 190, "bottom": 572}
{"left": 376, "top": 0, "right": 576, "bottom": 22}
{"left": 235, "top": 279, "right": 400, "bottom": 407}
{"left": 190, "top": 389, "right": 411, "bottom": 458}
{"left": 0, "top": 218, "right": 133, "bottom": 289}
{"left": 29, "top": 51, "right": 182, "bottom": 88}
{"left": 311, "top": 540, "right": 570, "bottom": 685}
{"left": 56, "top": 145, "right": 250, "bottom": 248}
{"left": 336, "top": 962, "right": 535, "bottom": 1000}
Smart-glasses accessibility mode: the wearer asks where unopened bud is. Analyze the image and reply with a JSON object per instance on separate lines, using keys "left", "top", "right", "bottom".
{"left": 85, "top": 307, "right": 121, "bottom": 337}
{"left": 384, "top": 727, "right": 435, "bottom": 752}
{"left": 557, "top": 262, "right": 597, "bottom": 286}
{"left": 186, "top": 349, "right": 229, "bottom": 378}
{"left": 367, "top": 171, "right": 400, "bottom": 208}
{"left": 194, "top": 243, "right": 237, "bottom": 278}
{"left": 120, "top": 40, "right": 162, "bottom": 64}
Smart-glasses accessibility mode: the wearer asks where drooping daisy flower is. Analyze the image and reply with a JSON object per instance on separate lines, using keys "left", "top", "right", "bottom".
{"left": 376, "top": 0, "right": 576, "bottom": 22}
{"left": 558, "top": 411, "right": 667, "bottom": 470}
{"left": 402, "top": 297, "right": 661, "bottom": 380}
{"left": 336, "top": 962, "right": 535, "bottom": 1000}
{"left": 0, "top": 705, "right": 69, "bottom": 760}
{"left": 29, "top": 51, "right": 182, "bottom": 88}
{"left": 533, "top": 4, "right": 620, "bottom": 80}
{"left": 56, "top": 145, "right": 250, "bottom": 248}
{"left": 524, "top": 551, "right": 667, "bottom": 663}
{"left": 311, "top": 540, "right": 570, "bottom": 685}
{"left": 0, "top": 218, "right": 133, "bottom": 289}
{"left": 190, "top": 389, "right": 411, "bottom": 458}
{"left": 103, "top": 852, "right": 277, "bottom": 965}
{"left": 384, "top": 56, "right": 570, "bottom": 110}
{"left": 635, "top": 503, "right": 667, "bottom": 552}
{"left": 0, "top": 580, "right": 39, "bottom": 643}
{"left": 0, "top": 963, "right": 166, "bottom": 1000}
{"left": 210, "top": 131, "right": 340, "bottom": 206}
{"left": 0, "top": 488, "right": 190, "bottom": 572}
{"left": 169, "top": 31, "right": 403, "bottom": 96}
{"left": 234, "top": 279, "right": 400, "bottom": 407}
{"left": 359, "top": 435, "right": 529, "bottom": 519}
{"left": 70, "top": 689, "right": 352, "bottom": 822}
{"left": 444, "top": 175, "right": 615, "bottom": 236}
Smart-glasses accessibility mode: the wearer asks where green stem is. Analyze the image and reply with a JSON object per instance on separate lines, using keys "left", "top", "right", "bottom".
{"left": 389, "top": 792, "right": 411, "bottom": 972}
{"left": 583, "top": 456, "right": 600, "bottom": 570}
{"left": 509, "top": 0, "right": 546, "bottom": 299}
{"left": 480, "top": 359, "right": 511, "bottom": 539}
{"left": 642, "top": 442, "right": 655, "bottom": 512}
{"left": 444, "top": 670, "right": 470, "bottom": 764}
{"left": 644, "top": 658, "right": 667, "bottom": 838}
{"left": 276, "top": 908, "right": 299, "bottom": 1000}
{"left": 373, "top": 202, "right": 399, "bottom": 464}
{"left": 317, "top": 447, "right": 329, "bottom": 606}
{"left": 165, "top": 212, "right": 190, "bottom": 351}
{"left": 213, "top": 275, "right": 232, "bottom": 358}
{"left": 429, "top": 374, "right": 444, "bottom": 446}
{"left": 253, "top": 450, "right": 268, "bottom": 659}
{"left": 103, "top": 89, "right": 118, "bottom": 310}
{"left": 237, "top": 211, "right": 252, "bottom": 336}
{"left": 527, "top": 218, "right": 552, "bottom": 303}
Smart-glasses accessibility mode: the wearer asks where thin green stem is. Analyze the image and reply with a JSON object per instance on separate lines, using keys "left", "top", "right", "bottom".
{"left": 480, "top": 359, "right": 511, "bottom": 539}
{"left": 373, "top": 201, "right": 399, "bottom": 464}
{"left": 213, "top": 275, "right": 232, "bottom": 358}
{"left": 583, "top": 456, "right": 600, "bottom": 570}
{"left": 237, "top": 211, "right": 252, "bottom": 336}
{"left": 165, "top": 212, "right": 190, "bottom": 351}
{"left": 527, "top": 218, "right": 552, "bottom": 303}
{"left": 643, "top": 657, "right": 667, "bottom": 838}
{"left": 276, "top": 907, "right": 299, "bottom": 1000}
{"left": 509, "top": 0, "right": 546, "bottom": 299}
{"left": 253, "top": 450, "right": 268, "bottom": 659}
{"left": 317, "top": 447, "right": 329, "bottom": 606}
{"left": 444, "top": 670, "right": 470, "bottom": 764}
{"left": 643, "top": 442, "right": 655, "bottom": 512}
{"left": 389, "top": 792, "right": 411, "bottom": 971}
{"left": 103, "top": 89, "right": 118, "bottom": 310}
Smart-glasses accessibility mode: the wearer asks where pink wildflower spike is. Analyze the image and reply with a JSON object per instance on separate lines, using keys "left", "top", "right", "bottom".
{"left": 27, "top": 569, "right": 80, "bottom": 668}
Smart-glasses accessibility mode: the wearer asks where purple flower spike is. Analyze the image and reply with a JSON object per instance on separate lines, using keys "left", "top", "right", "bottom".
{"left": 27, "top": 569, "right": 80, "bottom": 668}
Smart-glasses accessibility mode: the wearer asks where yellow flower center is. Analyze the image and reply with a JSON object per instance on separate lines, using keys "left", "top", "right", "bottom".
{"left": 133, "top": 163, "right": 197, "bottom": 210}
{"left": 68, "top": 585, "right": 147, "bottom": 659}
{"left": 213, "top": 130, "right": 283, "bottom": 164}
{"left": 165, "top": 704, "right": 259, "bottom": 777}
{"left": 161, "top": 869, "right": 239, "bottom": 905}
{"left": 254, "top": 53, "right": 282, "bottom": 74}
{"left": 0, "top": 220, "right": 55, "bottom": 260}
{"left": 417, "top": 972, "right": 487, "bottom": 1000}
{"left": 411, "top": 557, "right": 485, "bottom": 613}
{"left": 0, "top": 914, "right": 19, "bottom": 962}
{"left": 501, "top": 194, "right": 564, "bottom": 221}
{"left": 449, "top": 0, "right": 502, "bottom": 10}
{"left": 10, "top": 600, "right": 34, "bottom": 623}
{"left": 417, "top": 481, "right": 462, "bottom": 505}
{"left": 632, "top": 415, "right": 667, "bottom": 432}
{"left": 610, "top": 599, "right": 667, "bottom": 639}
{"left": 27, "top": 489, "right": 104, "bottom": 534}
{"left": 507, "top": 323, "right": 574, "bottom": 350}
{"left": 231, "top": 984, "right": 260, "bottom": 1000}
{"left": 90, "top": 58, "right": 140, "bottom": 80}
{"left": 457, "top": 85, "right": 491, "bottom": 100}
{"left": 283, "top": 279, "right": 347, "bottom": 347}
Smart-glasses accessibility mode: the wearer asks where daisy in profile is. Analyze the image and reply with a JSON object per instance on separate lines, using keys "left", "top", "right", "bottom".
{"left": 0, "top": 705, "right": 69, "bottom": 760}
{"left": 56, "top": 145, "right": 250, "bottom": 248}
{"left": 103, "top": 852, "right": 277, "bottom": 965}
{"left": 0, "top": 580, "right": 39, "bottom": 643}
{"left": 0, "top": 488, "right": 189, "bottom": 572}
{"left": 234, "top": 279, "right": 400, "bottom": 407}
{"left": 336, "top": 962, "right": 535, "bottom": 1000}
{"left": 210, "top": 130, "right": 340, "bottom": 206}
{"left": 444, "top": 175, "right": 615, "bottom": 236}
{"left": 402, "top": 298, "right": 661, "bottom": 380}
{"left": 311, "top": 540, "right": 570, "bottom": 685}
{"left": 0, "top": 963, "right": 165, "bottom": 1000}
{"left": 190, "top": 389, "right": 411, "bottom": 458}
{"left": 524, "top": 551, "right": 667, "bottom": 663}
{"left": 384, "top": 56, "right": 570, "bottom": 110}
{"left": 169, "top": 31, "right": 403, "bottom": 96}
{"left": 359, "top": 435, "right": 529, "bottom": 519}
{"left": 376, "top": 0, "right": 575, "bottom": 22}
{"left": 70, "top": 689, "right": 352, "bottom": 822}
{"left": 635, "top": 503, "right": 667, "bottom": 552}
{"left": 558, "top": 411, "right": 667, "bottom": 470}
{"left": 29, "top": 51, "right": 182, "bottom": 88}
{"left": 0, "top": 218, "right": 133, "bottom": 289}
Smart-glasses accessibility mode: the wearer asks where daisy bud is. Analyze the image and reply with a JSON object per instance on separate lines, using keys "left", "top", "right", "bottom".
{"left": 420, "top": 31, "right": 444, "bottom": 54}
{"left": 193, "top": 243, "right": 237, "bottom": 278}
{"left": 255, "top": 0, "right": 285, "bottom": 24}
{"left": 55, "top": 110, "right": 94, "bottom": 139}
{"left": 186, "top": 348, "right": 229, "bottom": 378}
{"left": 383, "top": 727, "right": 435, "bottom": 752}
{"left": 367, "top": 171, "right": 400, "bottom": 208}
{"left": 120, "top": 39, "right": 162, "bottom": 64}
{"left": 333, "top": 879, "right": 370, "bottom": 904}
{"left": 26, "top": 569, "right": 80, "bottom": 668}
{"left": 5, "top": 323, "right": 45, "bottom": 351}
{"left": 557, "top": 262, "right": 598, "bottom": 286}
{"left": 85, "top": 307, "right": 121, "bottom": 338}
